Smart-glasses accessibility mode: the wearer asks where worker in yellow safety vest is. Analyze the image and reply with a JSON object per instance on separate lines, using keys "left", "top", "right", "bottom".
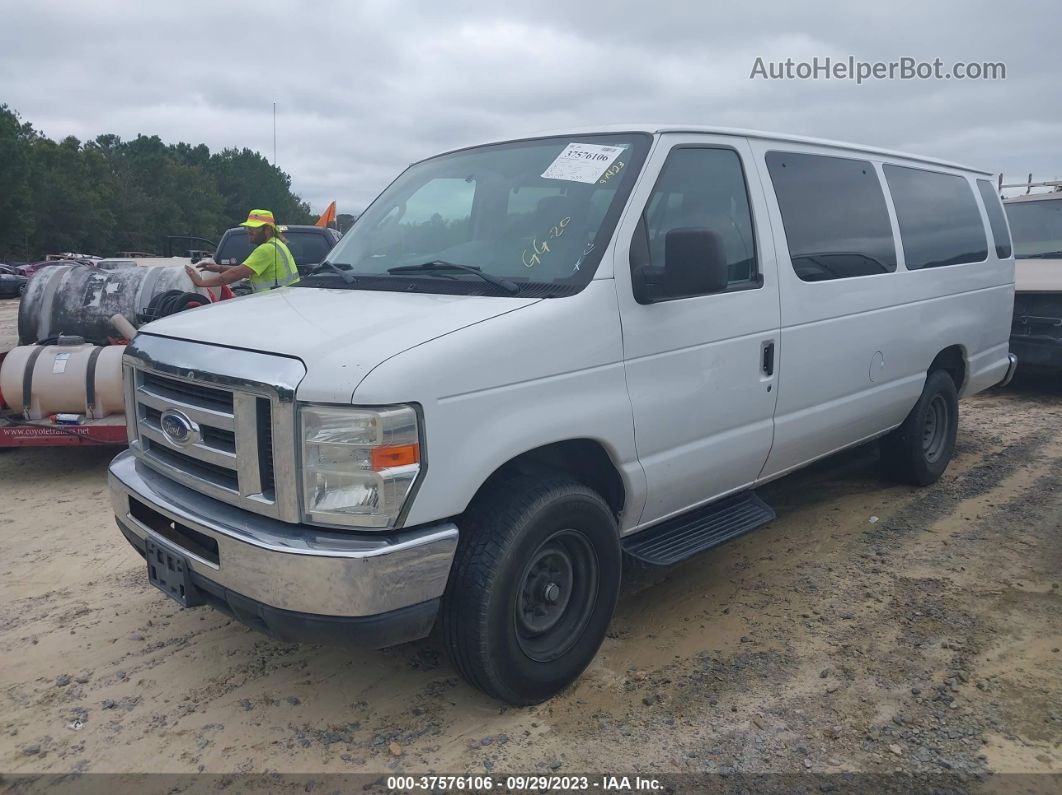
{"left": 185, "top": 209, "right": 300, "bottom": 292}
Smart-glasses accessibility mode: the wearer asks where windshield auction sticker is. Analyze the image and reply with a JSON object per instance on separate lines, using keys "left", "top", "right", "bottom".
{"left": 542, "top": 143, "right": 625, "bottom": 183}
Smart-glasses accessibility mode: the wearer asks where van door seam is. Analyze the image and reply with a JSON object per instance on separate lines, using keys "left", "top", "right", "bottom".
{"left": 610, "top": 276, "right": 650, "bottom": 529}
{"left": 741, "top": 137, "right": 783, "bottom": 481}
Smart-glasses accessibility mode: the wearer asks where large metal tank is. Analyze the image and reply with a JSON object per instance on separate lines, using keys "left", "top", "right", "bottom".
{"left": 17, "top": 264, "right": 211, "bottom": 345}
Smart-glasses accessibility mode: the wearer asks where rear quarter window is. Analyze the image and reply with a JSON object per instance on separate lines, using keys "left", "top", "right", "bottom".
{"left": 883, "top": 165, "right": 988, "bottom": 269}
{"left": 766, "top": 151, "right": 897, "bottom": 281}
{"left": 215, "top": 231, "right": 254, "bottom": 265}
{"left": 975, "top": 179, "right": 1013, "bottom": 259}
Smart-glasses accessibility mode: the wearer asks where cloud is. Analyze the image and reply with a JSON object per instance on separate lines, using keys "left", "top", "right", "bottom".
{"left": 2, "top": 0, "right": 1059, "bottom": 214}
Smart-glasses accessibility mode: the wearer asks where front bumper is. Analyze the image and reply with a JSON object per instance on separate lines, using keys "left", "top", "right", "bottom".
{"left": 108, "top": 450, "right": 458, "bottom": 647}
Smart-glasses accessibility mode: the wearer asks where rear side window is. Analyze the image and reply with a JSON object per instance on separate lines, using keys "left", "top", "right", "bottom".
{"left": 883, "top": 165, "right": 988, "bottom": 269}
{"left": 1004, "top": 197, "right": 1062, "bottom": 259}
{"left": 284, "top": 232, "right": 333, "bottom": 266}
{"left": 766, "top": 152, "right": 896, "bottom": 281}
{"left": 975, "top": 179, "right": 1013, "bottom": 258}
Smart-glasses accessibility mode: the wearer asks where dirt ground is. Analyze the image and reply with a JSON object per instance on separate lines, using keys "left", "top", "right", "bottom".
{"left": 1, "top": 296, "right": 1060, "bottom": 786}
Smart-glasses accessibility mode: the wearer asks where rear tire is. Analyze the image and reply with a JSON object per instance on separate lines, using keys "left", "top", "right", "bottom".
{"left": 880, "top": 370, "right": 959, "bottom": 486}
{"left": 441, "top": 474, "right": 621, "bottom": 705}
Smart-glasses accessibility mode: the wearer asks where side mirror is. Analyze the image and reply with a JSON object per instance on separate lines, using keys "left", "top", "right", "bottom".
{"left": 663, "top": 228, "right": 729, "bottom": 297}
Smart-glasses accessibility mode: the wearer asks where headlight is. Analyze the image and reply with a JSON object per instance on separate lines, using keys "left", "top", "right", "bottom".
{"left": 300, "top": 404, "right": 421, "bottom": 528}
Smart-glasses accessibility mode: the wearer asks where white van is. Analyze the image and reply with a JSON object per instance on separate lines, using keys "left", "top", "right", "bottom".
{"left": 108, "top": 126, "right": 1016, "bottom": 704}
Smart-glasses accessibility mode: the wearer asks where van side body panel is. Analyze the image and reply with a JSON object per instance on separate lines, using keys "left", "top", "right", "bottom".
{"left": 745, "top": 139, "right": 1014, "bottom": 480}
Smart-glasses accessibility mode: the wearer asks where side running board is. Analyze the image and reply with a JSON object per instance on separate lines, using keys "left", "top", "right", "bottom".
{"left": 623, "top": 491, "right": 776, "bottom": 566}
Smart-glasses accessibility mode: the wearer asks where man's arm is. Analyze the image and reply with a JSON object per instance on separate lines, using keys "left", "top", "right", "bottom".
{"left": 185, "top": 263, "right": 255, "bottom": 288}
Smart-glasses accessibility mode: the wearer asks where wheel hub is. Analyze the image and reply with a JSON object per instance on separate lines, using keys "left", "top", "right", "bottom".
{"left": 514, "top": 529, "right": 599, "bottom": 663}
{"left": 922, "top": 393, "right": 950, "bottom": 463}
{"left": 518, "top": 550, "right": 573, "bottom": 634}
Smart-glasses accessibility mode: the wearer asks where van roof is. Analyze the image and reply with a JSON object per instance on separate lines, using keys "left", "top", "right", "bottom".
{"left": 445, "top": 125, "right": 992, "bottom": 176}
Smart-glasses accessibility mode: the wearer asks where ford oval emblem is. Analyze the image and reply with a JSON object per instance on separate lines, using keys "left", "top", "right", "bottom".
{"left": 159, "top": 409, "right": 200, "bottom": 447}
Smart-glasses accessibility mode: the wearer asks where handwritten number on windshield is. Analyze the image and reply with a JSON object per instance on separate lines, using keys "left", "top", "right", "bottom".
{"left": 522, "top": 216, "right": 572, "bottom": 269}
{"left": 598, "top": 161, "right": 624, "bottom": 184}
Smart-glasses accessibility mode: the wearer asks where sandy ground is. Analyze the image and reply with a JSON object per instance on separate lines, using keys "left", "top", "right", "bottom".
{"left": 0, "top": 295, "right": 1060, "bottom": 786}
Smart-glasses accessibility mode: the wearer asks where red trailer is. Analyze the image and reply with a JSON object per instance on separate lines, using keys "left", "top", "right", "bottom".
{"left": 0, "top": 415, "right": 127, "bottom": 446}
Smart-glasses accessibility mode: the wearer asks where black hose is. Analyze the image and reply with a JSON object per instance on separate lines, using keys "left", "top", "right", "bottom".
{"left": 139, "top": 290, "right": 211, "bottom": 324}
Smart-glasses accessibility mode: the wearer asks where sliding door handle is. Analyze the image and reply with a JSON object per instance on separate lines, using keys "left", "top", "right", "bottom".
{"left": 762, "top": 341, "right": 775, "bottom": 376}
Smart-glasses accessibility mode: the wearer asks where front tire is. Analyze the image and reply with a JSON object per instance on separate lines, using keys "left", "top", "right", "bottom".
{"left": 880, "top": 369, "right": 959, "bottom": 486}
{"left": 441, "top": 474, "right": 621, "bottom": 705}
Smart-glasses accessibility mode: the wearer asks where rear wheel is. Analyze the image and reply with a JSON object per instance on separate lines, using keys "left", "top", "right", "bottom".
{"left": 880, "top": 370, "right": 959, "bottom": 486}
{"left": 441, "top": 474, "right": 621, "bottom": 705}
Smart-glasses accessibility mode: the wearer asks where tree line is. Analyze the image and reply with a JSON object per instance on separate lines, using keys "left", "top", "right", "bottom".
{"left": 0, "top": 105, "right": 316, "bottom": 262}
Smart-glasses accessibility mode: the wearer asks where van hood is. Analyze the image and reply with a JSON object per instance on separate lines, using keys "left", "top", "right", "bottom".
{"left": 141, "top": 287, "right": 541, "bottom": 403}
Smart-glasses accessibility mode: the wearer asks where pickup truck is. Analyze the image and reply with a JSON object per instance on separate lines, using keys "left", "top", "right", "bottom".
{"left": 108, "top": 126, "right": 1015, "bottom": 704}
{"left": 213, "top": 224, "right": 341, "bottom": 276}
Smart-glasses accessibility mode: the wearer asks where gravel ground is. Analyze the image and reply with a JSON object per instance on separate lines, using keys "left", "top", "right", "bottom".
{"left": 0, "top": 297, "right": 1060, "bottom": 790}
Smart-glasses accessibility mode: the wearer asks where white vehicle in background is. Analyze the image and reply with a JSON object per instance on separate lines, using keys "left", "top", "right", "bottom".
{"left": 108, "top": 126, "right": 1016, "bottom": 704}
{"left": 1002, "top": 179, "right": 1062, "bottom": 372}
{"left": 95, "top": 259, "right": 139, "bottom": 270}
{"left": 44, "top": 252, "right": 101, "bottom": 261}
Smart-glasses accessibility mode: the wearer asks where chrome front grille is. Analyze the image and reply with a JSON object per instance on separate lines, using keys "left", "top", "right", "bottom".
{"left": 123, "top": 334, "right": 305, "bottom": 523}
{"left": 141, "top": 371, "right": 233, "bottom": 411}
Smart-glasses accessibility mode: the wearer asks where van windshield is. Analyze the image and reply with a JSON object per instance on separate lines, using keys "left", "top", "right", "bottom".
{"left": 306, "top": 133, "right": 651, "bottom": 296}
{"left": 1005, "top": 197, "right": 1062, "bottom": 259}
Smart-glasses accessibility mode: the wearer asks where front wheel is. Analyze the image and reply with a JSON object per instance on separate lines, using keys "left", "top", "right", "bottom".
{"left": 880, "top": 369, "right": 959, "bottom": 486}
{"left": 441, "top": 474, "right": 621, "bottom": 705}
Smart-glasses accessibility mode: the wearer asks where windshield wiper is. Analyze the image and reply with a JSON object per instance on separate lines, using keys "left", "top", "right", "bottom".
{"left": 304, "top": 261, "right": 356, "bottom": 285}
{"left": 387, "top": 260, "right": 520, "bottom": 295}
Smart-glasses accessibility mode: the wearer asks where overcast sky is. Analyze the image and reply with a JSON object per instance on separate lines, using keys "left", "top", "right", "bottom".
{"left": 2, "top": 0, "right": 1059, "bottom": 215}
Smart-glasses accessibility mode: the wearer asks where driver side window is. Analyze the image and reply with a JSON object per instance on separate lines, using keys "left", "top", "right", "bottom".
{"left": 637, "top": 147, "right": 759, "bottom": 297}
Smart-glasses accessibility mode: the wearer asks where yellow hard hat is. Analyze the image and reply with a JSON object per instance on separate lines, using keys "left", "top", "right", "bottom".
{"left": 240, "top": 209, "right": 278, "bottom": 231}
